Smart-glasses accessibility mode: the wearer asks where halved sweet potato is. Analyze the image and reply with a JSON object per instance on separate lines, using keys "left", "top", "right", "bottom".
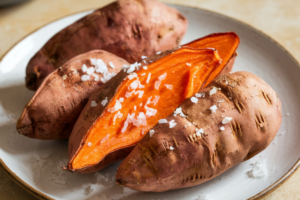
{"left": 67, "top": 47, "right": 222, "bottom": 173}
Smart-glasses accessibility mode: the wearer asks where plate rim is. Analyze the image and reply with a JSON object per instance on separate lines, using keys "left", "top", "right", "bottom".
{"left": 1, "top": 3, "right": 300, "bottom": 200}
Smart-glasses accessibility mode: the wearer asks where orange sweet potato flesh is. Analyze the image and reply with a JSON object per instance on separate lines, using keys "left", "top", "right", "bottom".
{"left": 67, "top": 47, "right": 222, "bottom": 172}
{"left": 185, "top": 32, "right": 240, "bottom": 86}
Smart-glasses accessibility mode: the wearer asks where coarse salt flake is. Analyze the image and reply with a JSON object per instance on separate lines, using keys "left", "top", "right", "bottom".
{"left": 119, "top": 97, "right": 124, "bottom": 102}
{"left": 81, "top": 75, "right": 90, "bottom": 81}
{"left": 141, "top": 73, "right": 146, "bottom": 76}
{"left": 210, "top": 87, "right": 218, "bottom": 95}
{"left": 155, "top": 80, "right": 161, "bottom": 90}
{"left": 101, "top": 97, "right": 108, "bottom": 106}
{"left": 146, "top": 73, "right": 151, "bottom": 83}
{"left": 191, "top": 97, "right": 198, "bottom": 103}
{"left": 134, "top": 105, "right": 137, "bottom": 111}
{"left": 165, "top": 84, "right": 173, "bottom": 90}
{"left": 220, "top": 127, "right": 225, "bottom": 131}
{"left": 222, "top": 117, "right": 232, "bottom": 124}
{"left": 169, "top": 146, "right": 174, "bottom": 150}
{"left": 149, "top": 130, "right": 155, "bottom": 137}
{"left": 158, "top": 73, "right": 167, "bottom": 81}
{"left": 210, "top": 105, "right": 217, "bottom": 113}
{"left": 156, "top": 51, "right": 162, "bottom": 54}
{"left": 128, "top": 73, "right": 138, "bottom": 80}
{"left": 81, "top": 64, "right": 88, "bottom": 72}
{"left": 91, "top": 101, "right": 97, "bottom": 107}
{"left": 91, "top": 58, "right": 108, "bottom": 74}
{"left": 92, "top": 74, "right": 99, "bottom": 81}
{"left": 88, "top": 142, "right": 92, "bottom": 147}
{"left": 195, "top": 93, "right": 205, "bottom": 98}
{"left": 159, "top": 119, "right": 168, "bottom": 124}
{"left": 141, "top": 55, "right": 147, "bottom": 59}
{"left": 87, "top": 67, "right": 95, "bottom": 75}
{"left": 130, "top": 80, "right": 139, "bottom": 90}
{"left": 174, "top": 107, "right": 187, "bottom": 117}
{"left": 186, "top": 62, "right": 191, "bottom": 66}
{"left": 169, "top": 120, "right": 177, "bottom": 128}
{"left": 108, "top": 61, "right": 115, "bottom": 69}
{"left": 143, "top": 66, "right": 148, "bottom": 70}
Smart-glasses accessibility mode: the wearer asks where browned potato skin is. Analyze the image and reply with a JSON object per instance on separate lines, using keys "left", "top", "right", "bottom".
{"left": 17, "top": 50, "right": 129, "bottom": 140}
{"left": 116, "top": 71, "right": 282, "bottom": 192}
{"left": 25, "top": 0, "right": 188, "bottom": 90}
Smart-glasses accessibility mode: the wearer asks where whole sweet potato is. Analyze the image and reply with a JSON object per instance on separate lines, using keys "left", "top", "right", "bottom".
{"left": 116, "top": 71, "right": 282, "bottom": 192}
{"left": 17, "top": 50, "right": 129, "bottom": 139}
{"left": 26, "top": 0, "right": 188, "bottom": 90}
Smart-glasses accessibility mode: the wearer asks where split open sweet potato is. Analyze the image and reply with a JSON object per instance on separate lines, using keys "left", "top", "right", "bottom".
{"left": 25, "top": 0, "right": 188, "bottom": 90}
{"left": 66, "top": 33, "right": 240, "bottom": 173}
{"left": 116, "top": 71, "right": 282, "bottom": 192}
{"left": 67, "top": 47, "right": 223, "bottom": 173}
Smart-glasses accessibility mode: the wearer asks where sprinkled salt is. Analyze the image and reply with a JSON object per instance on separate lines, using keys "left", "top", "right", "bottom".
{"left": 101, "top": 134, "right": 110, "bottom": 143}
{"left": 210, "top": 105, "right": 217, "bottom": 113}
{"left": 128, "top": 72, "right": 138, "bottom": 80}
{"left": 141, "top": 55, "right": 147, "bottom": 59}
{"left": 101, "top": 71, "right": 116, "bottom": 83}
{"left": 82, "top": 64, "right": 88, "bottom": 72}
{"left": 196, "top": 128, "right": 204, "bottom": 136}
{"left": 143, "top": 66, "right": 148, "bottom": 70}
{"left": 191, "top": 97, "right": 198, "bottom": 103}
{"left": 107, "top": 100, "right": 122, "bottom": 113}
{"left": 91, "top": 101, "right": 97, "bottom": 107}
{"left": 159, "top": 119, "right": 168, "bottom": 124}
{"left": 108, "top": 61, "right": 115, "bottom": 68}
{"left": 222, "top": 117, "right": 232, "bottom": 124}
{"left": 62, "top": 75, "right": 67, "bottom": 80}
{"left": 87, "top": 67, "right": 95, "bottom": 75}
{"left": 101, "top": 97, "right": 108, "bottom": 106}
{"left": 140, "top": 103, "right": 143, "bottom": 106}
{"left": 169, "top": 120, "right": 177, "bottom": 128}
{"left": 88, "top": 142, "right": 92, "bottom": 147}
{"left": 149, "top": 129, "right": 155, "bottom": 137}
{"left": 195, "top": 93, "right": 205, "bottom": 98}
{"left": 174, "top": 107, "right": 187, "bottom": 117}
{"left": 186, "top": 62, "right": 191, "bottom": 66}
{"left": 220, "top": 127, "right": 225, "bottom": 131}
{"left": 141, "top": 73, "right": 146, "bottom": 76}
{"left": 210, "top": 87, "right": 218, "bottom": 95}
{"left": 81, "top": 75, "right": 90, "bottom": 81}
{"left": 158, "top": 73, "right": 167, "bottom": 80}
{"left": 156, "top": 51, "right": 162, "bottom": 54}
{"left": 119, "top": 97, "right": 124, "bottom": 102}
{"left": 146, "top": 73, "right": 151, "bottom": 83}
{"left": 165, "top": 84, "right": 173, "bottom": 90}
{"left": 134, "top": 105, "right": 137, "bottom": 111}
{"left": 145, "top": 105, "right": 157, "bottom": 118}
{"left": 113, "top": 111, "right": 123, "bottom": 123}
{"left": 130, "top": 80, "right": 139, "bottom": 90}
{"left": 92, "top": 74, "right": 99, "bottom": 81}
{"left": 247, "top": 161, "right": 268, "bottom": 179}
{"left": 169, "top": 146, "right": 174, "bottom": 150}
{"left": 155, "top": 80, "right": 161, "bottom": 90}
{"left": 91, "top": 58, "right": 108, "bottom": 74}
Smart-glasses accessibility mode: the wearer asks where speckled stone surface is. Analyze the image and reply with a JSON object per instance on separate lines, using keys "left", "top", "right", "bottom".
{"left": 0, "top": 0, "right": 299, "bottom": 199}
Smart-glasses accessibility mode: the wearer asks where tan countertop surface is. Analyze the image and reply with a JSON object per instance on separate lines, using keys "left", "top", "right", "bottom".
{"left": 0, "top": 0, "right": 300, "bottom": 199}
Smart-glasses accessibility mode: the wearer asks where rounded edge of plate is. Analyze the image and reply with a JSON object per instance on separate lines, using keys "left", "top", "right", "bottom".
{"left": 0, "top": 3, "right": 300, "bottom": 200}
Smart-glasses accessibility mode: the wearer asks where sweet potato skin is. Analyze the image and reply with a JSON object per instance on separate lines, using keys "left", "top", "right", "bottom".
{"left": 116, "top": 71, "right": 282, "bottom": 192}
{"left": 17, "top": 50, "right": 129, "bottom": 140}
{"left": 25, "top": 0, "right": 188, "bottom": 90}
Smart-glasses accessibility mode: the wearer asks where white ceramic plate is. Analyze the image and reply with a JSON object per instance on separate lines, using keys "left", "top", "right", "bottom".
{"left": 1, "top": 4, "right": 300, "bottom": 200}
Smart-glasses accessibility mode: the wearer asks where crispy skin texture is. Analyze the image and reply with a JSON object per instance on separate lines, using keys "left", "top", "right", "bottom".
{"left": 67, "top": 47, "right": 223, "bottom": 173}
{"left": 17, "top": 50, "right": 129, "bottom": 140}
{"left": 116, "top": 71, "right": 282, "bottom": 192}
{"left": 25, "top": 0, "right": 188, "bottom": 90}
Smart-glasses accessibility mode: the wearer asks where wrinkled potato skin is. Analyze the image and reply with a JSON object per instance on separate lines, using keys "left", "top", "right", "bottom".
{"left": 116, "top": 71, "right": 282, "bottom": 192}
{"left": 17, "top": 50, "right": 129, "bottom": 140}
{"left": 25, "top": 0, "right": 188, "bottom": 90}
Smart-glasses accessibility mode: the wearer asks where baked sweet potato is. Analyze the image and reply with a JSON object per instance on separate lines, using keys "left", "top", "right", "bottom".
{"left": 25, "top": 0, "right": 188, "bottom": 90}
{"left": 66, "top": 33, "right": 240, "bottom": 173}
{"left": 116, "top": 71, "right": 282, "bottom": 192}
{"left": 17, "top": 32, "right": 239, "bottom": 140}
{"left": 17, "top": 50, "right": 129, "bottom": 139}
{"left": 66, "top": 47, "right": 223, "bottom": 173}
